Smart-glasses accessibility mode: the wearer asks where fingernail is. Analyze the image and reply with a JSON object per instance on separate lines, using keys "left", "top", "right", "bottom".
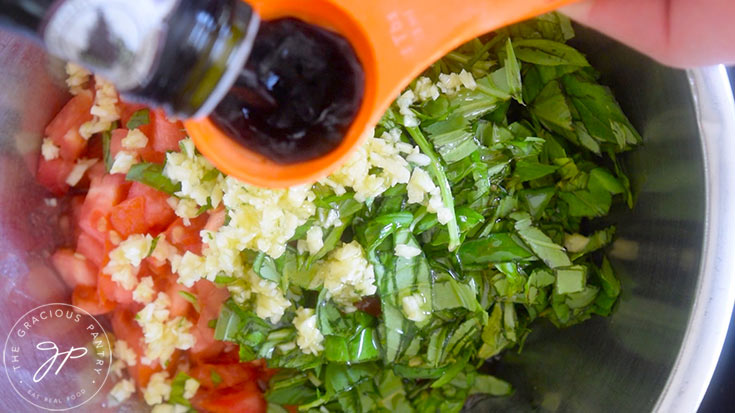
{"left": 559, "top": 0, "right": 594, "bottom": 19}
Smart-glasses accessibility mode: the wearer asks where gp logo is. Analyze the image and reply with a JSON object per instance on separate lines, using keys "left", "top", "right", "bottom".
{"left": 3, "top": 303, "right": 111, "bottom": 411}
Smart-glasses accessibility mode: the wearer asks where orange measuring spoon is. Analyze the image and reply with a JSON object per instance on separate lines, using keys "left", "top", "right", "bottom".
{"left": 184, "top": 0, "right": 579, "bottom": 188}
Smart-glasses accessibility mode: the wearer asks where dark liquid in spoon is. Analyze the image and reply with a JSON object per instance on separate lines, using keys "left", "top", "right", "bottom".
{"left": 210, "top": 18, "right": 365, "bottom": 164}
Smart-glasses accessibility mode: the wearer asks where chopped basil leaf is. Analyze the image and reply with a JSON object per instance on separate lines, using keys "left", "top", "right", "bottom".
{"left": 210, "top": 369, "right": 222, "bottom": 387}
{"left": 178, "top": 290, "right": 200, "bottom": 312}
{"left": 146, "top": 235, "right": 160, "bottom": 258}
{"left": 469, "top": 373, "right": 513, "bottom": 397}
{"left": 102, "top": 129, "right": 113, "bottom": 172}
{"left": 169, "top": 372, "right": 194, "bottom": 407}
{"left": 514, "top": 38, "right": 590, "bottom": 67}
{"left": 125, "top": 108, "right": 150, "bottom": 129}
{"left": 125, "top": 162, "right": 181, "bottom": 195}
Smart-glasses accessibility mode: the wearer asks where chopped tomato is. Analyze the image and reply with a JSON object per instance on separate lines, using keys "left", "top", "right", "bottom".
{"left": 109, "top": 196, "right": 148, "bottom": 238}
{"left": 205, "top": 207, "right": 226, "bottom": 232}
{"left": 164, "top": 215, "right": 208, "bottom": 254}
{"left": 151, "top": 109, "right": 186, "bottom": 153}
{"left": 85, "top": 134, "right": 104, "bottom": 159}
{"left": 141, "top": 148, "right": 165, "bottom": 165}
{"left": 192, "top": 382, "right": 266, "bottom": 413}
{"left": 111, "top": 309, "right": 144, "bottom": 353}
{"left": 190, "top": 321, "right": 226, "bottom": 362}
{"left": 79, "top": 174, "right": 130, "bottom": 243}
{"left": 72, "top": 284, "right": 115, "bottom": 315}
{"left": 51, "top": 248, "right": 97, "bottom": 288}
{"left": 196, "top": 280, "right": 230, "bottom": 319}
{"left": 69, "top": 195, "right": 86, "bottom": 240}
{"left": 98, "top": 272, "right": 135, "bottom": 305}
{"left": 74, "top": 160, "right": 106, "bottom": 190}
{"left": 76, "top": 232, "right": 105, "bottom": 268}
{"left": 109, "top": 109, "right": 183, "bottom": 163}
{"left": 190, "top": 362, "right": 259, "bottom": 389}
{"left": 132, "top": 363, "right": 161, "bottom": 390}
{"left": 142, "top": 265, "right": 193, "bottom": 318}
{"left": 60, "top": 129, "right": 88, "bottom": 161}
{"left": 145, "top": 256, "right": 173, "bottom": 278}
{"left": 128, "top": 182, "right": 176, "bottom": 232}
{"left": 37, "top": 157, "right": 75, "bottom": 196}
{"left": 44, "top": 90, "right": 94, "bottom": 161}
{"left": 191, "top": 280, "right": 229, "bottom": 360}
{"left": 167, "top": 281, "right": 193, "bottom": 319}
{"left": 108, "top": 128, "right": 128, "bottom": 158}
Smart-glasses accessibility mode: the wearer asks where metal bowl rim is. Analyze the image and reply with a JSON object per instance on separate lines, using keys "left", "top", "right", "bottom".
{"left": 655, "top": 66, "right": 735, "bottom": 413}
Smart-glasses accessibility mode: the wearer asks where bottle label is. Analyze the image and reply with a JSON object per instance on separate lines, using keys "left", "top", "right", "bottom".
{"left": 43, "top": 0, "right": 178, "bottom": 90}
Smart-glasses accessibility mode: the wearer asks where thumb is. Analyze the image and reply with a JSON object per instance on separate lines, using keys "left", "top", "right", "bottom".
{"left": 560, "top": 0, "right": 735, "bottom": 68}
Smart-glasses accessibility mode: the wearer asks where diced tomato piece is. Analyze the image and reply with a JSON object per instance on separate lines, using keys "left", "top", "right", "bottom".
{"left": 132, "top": 362, "right": 161, "bottom": 390}
{"left": 110, "top": 196, "right": 149, "bottom": 238}
{"left": 111, "top": 309, "right": 144, "bottom": 353}
{"left": 109, "top": 128, "right": 128, "bottom": 159}
{"left": 51, "top": 248, "right": 97, "bottom": 288}
{"left": 144, "top": 265, "right": 192, "bottom": 318}
{"left": 190, "top": 280, "right": 229, "bottom": 360}
{"left": 151, "top": 109, "right": 186, "bottom": 153}
{"left": 98, "top": 272, "right": 135, "bottom": 305}
{"left": 205, "top": 207, "right": 226, "bottom": 232}
{"left": 79, "top": 174, "right": 130, "bottom": 243}
{"left": 128, "top": 182, "right": 176, "bottom": 231}
{"left": 190, "top": 326, "right": 226, "bottom": 363}
{"left": 44, "top": 90, "right": 94, "bottom": 161}
{"left": 85, "top": 134, "right": 103, "bottom": 159}
{"left": 190, "top": 362, "right": 260, "bottom": 389}
{"left": 72, "top": 284, "right": 114, "bottom": 315}
{"left": 164, "top": 215, "right": 208, "bottom": 254}
{"left": 59, "top": 129, "right": 88, "bottom": 162}
{"left": 116, "top": 109, "right": 182, "bottom": 163}
{"left": 142, "top": 151, "right": 166, "bottom": 166}
{"left": 145, "top": 256, "right": 173, "bottom": 279}
{"left": 44, "top": 91, "right": 94, "bottom": 134}
{"left": 37, "top": 157, "right": 75, "bottom": 196}
{"left": 197, "top": 280, "right": 230, "bottom": 316}
{"left": 88, "top": 211, "right": 111, "bottom": 242}
{"left": 77, "top": 232, "right": 105, "bottom": 268}
{"left": 167, "top": 282, "right": 193, "bottom": 319}
{"left": 69, "top": 195, "right": 85, "bottom": 240}
{"left": 192, "top": 383, "right": 266, "bottom": 413}
{"left": 84, "top": 160, "right": 106, "bottom": 183}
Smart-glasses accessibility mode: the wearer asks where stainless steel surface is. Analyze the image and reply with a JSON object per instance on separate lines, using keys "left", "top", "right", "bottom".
{"left": 1, "top": 25, "right": 734, "bottom": 412}
{"left": 656, "top": 66, "right": 735, "bottom": 413}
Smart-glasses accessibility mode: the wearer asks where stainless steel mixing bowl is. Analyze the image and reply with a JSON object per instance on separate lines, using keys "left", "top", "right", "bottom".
{"left": 1, "top": 25, "right": 734, "bottom": 413}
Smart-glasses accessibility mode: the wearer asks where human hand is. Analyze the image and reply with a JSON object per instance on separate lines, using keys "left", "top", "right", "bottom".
{"left": 561, "top": 0, "right": 735, "bottom": 68}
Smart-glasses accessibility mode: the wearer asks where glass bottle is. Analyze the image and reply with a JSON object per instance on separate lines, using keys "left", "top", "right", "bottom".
{"left": 0, "top": 0, "right": 259, "bottom": 119}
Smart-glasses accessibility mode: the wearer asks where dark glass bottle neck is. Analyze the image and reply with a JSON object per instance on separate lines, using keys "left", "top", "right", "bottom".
{"left": 0, "top": 0, "right": 56, "bottom": 37}
{"left": 128, "top": 0, "right": 259, "bottom": 119}
{"left": 0, "top": 0, "right": 258, "bottom": 120}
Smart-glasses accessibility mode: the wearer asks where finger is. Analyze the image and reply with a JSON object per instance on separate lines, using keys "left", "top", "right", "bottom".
{"left": 560, "top": 0, "right": 735, "bottom": 68}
